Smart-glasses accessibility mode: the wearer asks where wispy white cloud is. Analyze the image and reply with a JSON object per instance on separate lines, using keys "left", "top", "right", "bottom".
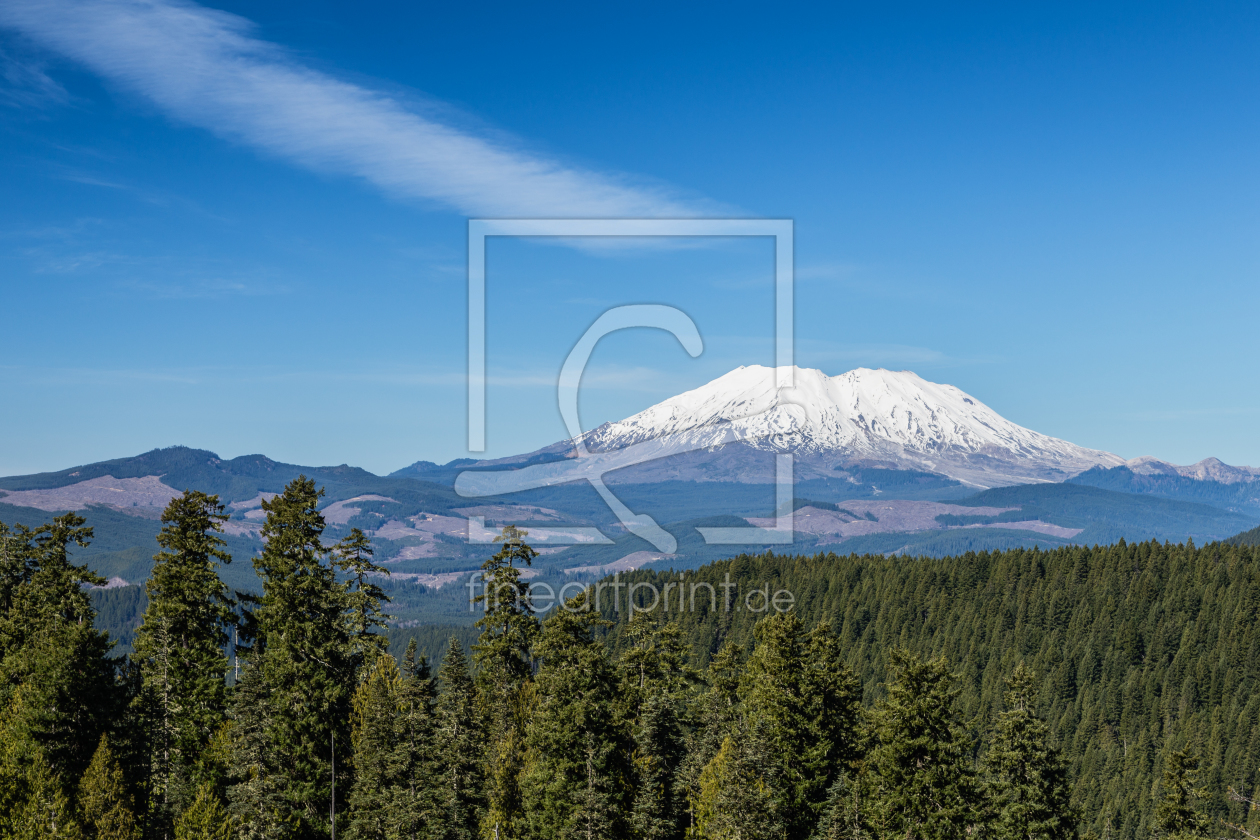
{"left": 0, "top": 45, "right": 69, "bottom": 107}
{"left": 0, "top": 0, "right": 712, "bottom": 219}
{"left": 4, "top": 223, "right": 291, "bottom": 296}
{"left": 117, "top": 275, "right": 290, "bottom": 299}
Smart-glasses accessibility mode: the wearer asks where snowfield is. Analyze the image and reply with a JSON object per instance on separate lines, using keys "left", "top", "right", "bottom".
{"left": 574, "top": 366, "right": 1125, "bottom": 488}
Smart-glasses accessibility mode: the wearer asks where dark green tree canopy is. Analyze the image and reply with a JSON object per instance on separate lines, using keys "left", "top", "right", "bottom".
{"left": 132, "top": 489, "right": 237, "bottom": 833}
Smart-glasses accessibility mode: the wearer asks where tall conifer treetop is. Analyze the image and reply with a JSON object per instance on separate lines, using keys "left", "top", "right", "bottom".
{"left": 228, "top": 475, "right": 390, "bottom": 840}
{"left": 0, "top": 512, "right": 116, "bottom": 792}
{"left": 983, "top": 662, "right": 1078, "bottom": 840}
{"left": 78, "top": 734, "right": 141, "bottom": 840}
{"left": 1157, "top": 750, "right": 1210, "bottom": 839}
{"left": 866, "top": 649, "right": 984, "bottom": 840}
{"left": 472, "top": 525, "right": 538, "bottom": 682}
{"left": 132, "top": 489, "right": 236, "bottom": 832}
{"left": 4, "top": 513, "right": 99, "bottom": 644}
{"left": 332, "top": 527, "right": 390, "bottom": 668}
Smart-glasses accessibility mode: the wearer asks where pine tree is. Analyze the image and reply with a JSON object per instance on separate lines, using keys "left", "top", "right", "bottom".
{"left": 520, "top": 592, "right": 629, "bottom": 840}
{"left": 691, "top": 729, "right": 785, "bottom": 840}
{"left": 228, "top": 476, "right": 383, "bottom": 839}
{"left": 10, "top": 757, "right": 83, "bottom": 839}
{"left": 332, "top": 528, "right": 390, "bottom": 669}
{"left": 132, "top": 490, "right": 236, "bottom": 833}
{"left": 436, "top": 638, "right": 484, "bottom": 840}
{"left": 681, "top": 641, "right": 744, "bottom": 838}
{"left": 982, "top": 663, "right": 1077, "bottom": 840}
{"left": 472, "top": 526, "right": 539, "bottom": 840}
{"left": 390, "top": 641, "right": 442, "bottom": 839}
{"left": 0, "top": 514, "right": 118, "bottom": 788}
{"left": 865, "top": 649, "right": 984, "bottom": 840}
{"left": 347, "top": 654, "right": 401, "bottom": 840}
{"left": 79, "top": 734, "right": 141, "bottom": 840}
{"left": 620, "top": 613, "right": 694, "bottom": 840}
{"left": 1156, "top": 750, "right": 1209, "bottom": 839}
{"left": 810, "top": 773, "right": 873, "bottom": 840}
{"left": 739, "top": 614, "right": 861, "bottom": 839}
{"left": 174, "top": 783, "right": 234, "bottom": 840}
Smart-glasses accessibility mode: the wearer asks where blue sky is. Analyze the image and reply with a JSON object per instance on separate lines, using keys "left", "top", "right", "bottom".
{"left": 1, "top": 0, "right": 1257, "bottom": 476}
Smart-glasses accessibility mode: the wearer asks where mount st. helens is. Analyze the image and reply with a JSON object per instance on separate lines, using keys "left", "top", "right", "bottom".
{"left": 583, "top": 365, "right": 1125, "bottom": 486}
{"left": 415, "top": 365, "right": 1128, "bottom": 489}
{"left": 2, "top": 365, "right": 1258, "bottom": 608}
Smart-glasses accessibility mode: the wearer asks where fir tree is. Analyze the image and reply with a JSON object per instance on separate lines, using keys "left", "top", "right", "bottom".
{"left": 345, "top": 644, "right": 442, "bottom": 840}
{"left": 79, "top": 734, "right": 141, "bottom": 840}
{"left": 0, "top": 520, "right": 37, "bottom": 635}
{"left": 1156, "top": 750, "right": 1209, "bottom": 839}
{"left": 174, "top": 783, "right": 234, "bottom": 840}
{"left": 229, "top": 476, "right": 383, "bottom": 839}
{"left": 691, "top": 729, "right": 785, "bottom": 840}
{"left": 810, "top": 773, "right": 873, "bottom": 840}
{"left": 739, "top": 614, "right": 861, "bottom": 838}
{"left": 347, "top": 653, "right": 401, "bottom": 840}
{"left": 520, "top": 592, "right": 629, "bottom": 840}
{"left": 2, "top": 512, "right": 99, "bottom": 640}
{"left": 982, "top": 663, "right": 1077, "bottom": 840}
{"left": 0, "top": 622, "right": 117, "bottom": 791}
{"left": 0, "top": 514, "right": 117, "bottom": 788}
{"left": 619, "top": 613, "right": 694, "bottom": 840}
{"left": 472, "top": 526, "right": 538, "bottom": 840}
{"left": 332, "top": 528, "right": 390, "bottom": 669}
{"left": 436, "top": 638, "right": 485, "bottom": 840}
{"left": 865, "top": 649, "right": 984, "bottom": 840}
{"left": 681, "top": 641, "right": 744, "bottom": 837}
{"left": 224, "top": 665, "right": 289, "bottom": 840}
{"left": 0, "top": 688, "right": 40, "bottom": 832}
{"left": 571, "top": 730, "right": 623, "bottom": 840}
{"left": 132, "top": 490, "right": 236, "bottom": 832}
{"left": 390, "top": 641, "right": 442, "bottom": 839}
{"left": 9, "top": 757, "right": 83, "bottom": 839}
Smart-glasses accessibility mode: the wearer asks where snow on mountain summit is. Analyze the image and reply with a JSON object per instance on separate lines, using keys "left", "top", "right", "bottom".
{"left": 579, "top": 365, "right": 1124, "bottom": 487}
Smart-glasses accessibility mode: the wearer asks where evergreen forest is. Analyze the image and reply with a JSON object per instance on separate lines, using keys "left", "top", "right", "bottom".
{"left": 2, "top": 475, "right": 1259, "bottom": 840}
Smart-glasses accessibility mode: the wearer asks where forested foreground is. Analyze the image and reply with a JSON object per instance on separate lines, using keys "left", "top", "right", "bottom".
{"left": 602, "top": 540, "right": 1260, "bottom": 839}
{"left": 1, "top": 476, "right": 1257, "bottom": 840}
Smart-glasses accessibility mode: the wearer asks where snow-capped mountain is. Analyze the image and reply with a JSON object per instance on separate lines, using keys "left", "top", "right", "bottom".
{"left": 570, "top": 366, "right": 1123, "bottom": 487}
{"left": 448, "top": 366, "right": 1125, "bottom": 490}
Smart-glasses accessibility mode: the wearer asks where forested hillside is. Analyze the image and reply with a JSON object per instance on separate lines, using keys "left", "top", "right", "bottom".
{"left": 1227, "top": 525, "right": 1260, "bottom": 547}
{"left": 4, "top": 476, "right": 1258, "bottom": 840}
{"left": 600, "top": 541, "right": 1260, "bottom": 838}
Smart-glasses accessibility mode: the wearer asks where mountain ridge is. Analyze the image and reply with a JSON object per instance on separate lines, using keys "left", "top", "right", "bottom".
{"left": 578, "top": 365, "right": 1126, "bottom": 487}
{"left": 397, "top": 365, "right": 1259, "bottom": 492}
{"left": 420, "top": 366, "right": 1130, "bottom": 489}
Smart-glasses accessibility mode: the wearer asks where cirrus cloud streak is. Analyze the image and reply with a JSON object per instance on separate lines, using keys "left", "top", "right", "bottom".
{"left": 0, "top": 0, "right": 710, "bottom": 218}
